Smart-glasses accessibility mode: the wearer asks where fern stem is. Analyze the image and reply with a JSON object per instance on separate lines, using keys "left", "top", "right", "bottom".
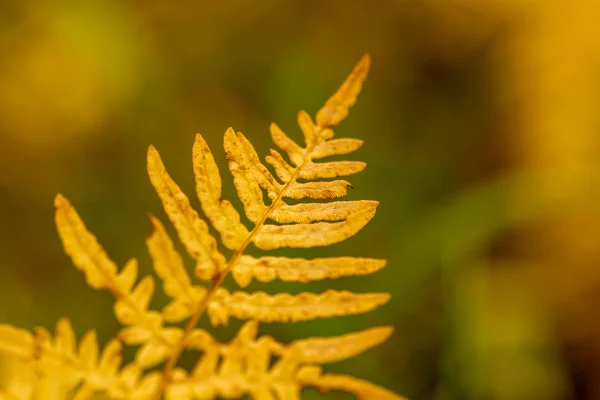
{"left": 162, "top": 145, "right": 317, "bottom": 381}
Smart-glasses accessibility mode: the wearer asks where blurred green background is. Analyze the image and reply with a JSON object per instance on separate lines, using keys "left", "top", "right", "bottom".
{"left": 1, "top": 1, "right": 600, "bottom": 399}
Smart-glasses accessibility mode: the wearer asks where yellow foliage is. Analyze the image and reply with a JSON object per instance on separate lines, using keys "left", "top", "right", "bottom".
{"left": 207, "top": 289, "right": 390, "bottom": 326}
{"left": 147, "top": 147, "right": 228, "bottom": 279}
{"left": 0, "top": 318, "right": 161, "bottom": 399}
{"left": 166, "top": 321, "right": 397, "bottom": 400}
{"left": 0, "top": 55, "right": 405, "bottom": 399}
{"left": 192, "top": 134, "right": 250, "bottom": 250}
{"left": 232, "top": 255, "right": 386, "bottom": 287}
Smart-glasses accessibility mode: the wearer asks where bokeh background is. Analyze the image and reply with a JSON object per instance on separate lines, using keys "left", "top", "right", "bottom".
{"left": 1, "top": 1, "right": 600, "bottom": 399}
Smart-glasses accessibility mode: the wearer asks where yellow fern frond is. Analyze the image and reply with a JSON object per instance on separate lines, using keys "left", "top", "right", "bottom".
{"left": 165, "top": 321, "right": 404, "bottom": 400}
{"left": 0, "top": 318, "right": 160, "bottom": 400}
{"left": 55, "top": 197, "right": 184, "bottom": 368}
{"left": 0, "top": 362, "right": 35, "bottom": 400}
{"left": 0, "top": 54, "right": 405, "bottom": 399}
{"left": 0, "top": 326, "right": 32, "bottom": 361}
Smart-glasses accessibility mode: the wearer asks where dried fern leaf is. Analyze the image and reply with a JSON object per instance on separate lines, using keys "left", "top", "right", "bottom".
{"left": 182, "top": 329, "right": 217, "bottom": 352}
{"left": 231, "top": 255, "right": 386, "bottom": 287}
{"left": 235, "top": 131, "right": 282, "bottom": 194}
{"left": 310, "top": 138, "right": 364, "bottom": 159}
{"left": 27, "top": 327, "right": 73, "bottom": 399}
{"left": 269, "top": 200, "right": 377, "bottom": 224}
{"left": 166, "top": 321, "right": 399, "bottom": 400}
{"left": 147, "top": 145, "right": 226, "bottom": 276}
{"left": 33, "top": 374, "right": 65, "bottom": 400}
{"left": 316, "top": 54, "right": 371, "bottom": 129}
{"left": 301, "top": 372, "right": 406, "bottom": 400}
{"left": 113, "top": 365, "right": 162, "bottom": 400}
{"left": 54, "top": 194, "right": 118, "bottom": 290}
{"left": 0, "top": 325, "right": 34, "bottom": 361}
{"left": 269, "top": 123, "right": 304, "bottom": 166}
{"left": 55, "top": 196, "right": 180, "bottom": 368}
{"left": 146, "top": 215, "right": 193, "bottom": 298}
{"left": 298, "top": 160, "right": 366, "bottom": 180}
{"left": 55, "top": 195, "right": 206, "bottom": 369}
{"left": 207, "top": 289, "right": 389, "bottom": 326}
{"left": 224, "top": 128, "right": 269, "bottom": 222}
{"left": 253, "top": 207, "right": 377, "bottom": 250}
{"left": 145, "top": 216, "right": 209, "bottom": 321}
{"left": 284, "top": 180, "right": 353, "bottom": 199}
{"left": 192, "top": 134, "right": 249, "bottom": 249}
{"left": 0, "top": 362, "right": 35, "bottom": 400}
{"left": 0, "top": 319, "right": 139, "bottom": 400}
{"left": 264, "top": 149, "right": 295, "bottom": 182}
{"left": 288, "top": 326, "right": 392, "bottom": 365}
{"left": 133, "top": 329, "right": 181, "bottom": 368}
{"left": 296, "top": 110, "right": 319, "bottom": 149}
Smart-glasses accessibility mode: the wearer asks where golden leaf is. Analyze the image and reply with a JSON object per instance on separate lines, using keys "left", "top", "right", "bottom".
{"left": 207, "top": 290, "right": 390, "bottom": 325}
{"left": 311, "top": 138, "right": 364, "bottom": 159}
{"left": 116, "top": 258, "right": 139, "bottom": 294}
{"left": 231, "top": 255, "right": 386, "bottom": 287}
{"left": 130, "top": 276, "right": 155, "bottom": 312}
{"left": 264, "top": 149, "right": 295, "bottom": 182}
{"left": 54, "top": 196, "right": 181, "bottom": 369}
{"left": 165, "top": 321, "right": 400, "bottom": 400}
{"left": 0, "top": 319, "right": 144, "bottom": 400}
{"left": 192, "top": 134, "right": 249, "bottom": 249}
{"left": 132, "top": 326, "right": 183, "bottom": 368}
{"left": 269, "top": 122, "right": 304, "bottom": 166}
{"left": 288, "top": 326, "right": 393, "bottom": 364}
{"left": 235, "top": 132, "right": 281, "bottom": 194}
{"left": 146, "top": 216, "right": 201, "bottom": 308}
{"left": 284, "top": 180, "right": 353, "bottom": 199}
{"left": 302, "top": 373, "right": 407, "bottom": 400}
{"left": 298, "top": 160, "right": 367, "bottom": 180}
{"left": 0, "top": 326, "right": 34, "bottom": 359}
{"left": 78, "top": 330, "right": 100, "bottom": 367}
{"left": 0, "top": 362, "right": 35, "bottom": 400}
{"left": 147, "top": 145, "right": 226, "bottom": 275}
{"left": 224, "top": 128, "right": 268, "bottom": 223}
{"left": 297, "top": 110, "right": 319, "bottom": 149}
{"left": 270, "top": 200, "right": 378, "bottom": 224}
{"left": 54, "top": 194, "right": 118, "bottom": 290}
{"left": 316, "top": 54, "right": 371, "bottom": 129}
{"left": 253, "top": 207, "right": 377, "bottom": 250}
